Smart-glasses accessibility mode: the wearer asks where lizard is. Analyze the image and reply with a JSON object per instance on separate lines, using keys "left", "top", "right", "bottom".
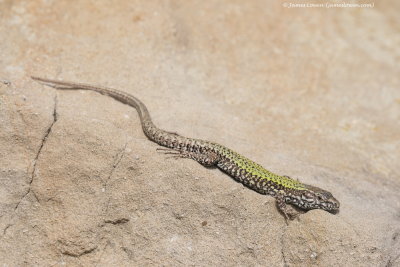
{"left": 31, "top": 76, "right": 340, "bottom": 220}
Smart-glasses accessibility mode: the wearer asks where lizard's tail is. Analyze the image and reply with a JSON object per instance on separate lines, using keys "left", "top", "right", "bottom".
{"left": 31, "top": 76, "right": 156, "bottom": 136}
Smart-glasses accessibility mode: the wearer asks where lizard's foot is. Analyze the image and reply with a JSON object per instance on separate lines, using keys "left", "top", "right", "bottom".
{"left": 276, "top": 195, "right": 301, "bottom": 223}
{"left": 156, "top": 147, "right": 189, "bottom": 160}
{"left": 156, "top": 147, "right": 178, "bottom": 154}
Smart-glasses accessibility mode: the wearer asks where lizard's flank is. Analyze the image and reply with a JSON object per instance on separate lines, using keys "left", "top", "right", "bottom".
{"left": 31, "top": 76, "right": 340, "bottom": 220}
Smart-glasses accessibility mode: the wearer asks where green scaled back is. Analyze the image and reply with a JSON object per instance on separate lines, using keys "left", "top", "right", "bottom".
{"left": 214, "top": 144, "right": 307, "bottom": 190}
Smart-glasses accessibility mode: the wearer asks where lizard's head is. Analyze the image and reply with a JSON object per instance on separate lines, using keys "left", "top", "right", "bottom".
{"left": 289, "top": 185, "right": 340, "bottom": 213}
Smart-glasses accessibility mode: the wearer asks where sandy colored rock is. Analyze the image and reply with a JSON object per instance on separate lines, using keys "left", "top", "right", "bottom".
{"left": 1, "top": 1, "right": 399, "bottom": 266}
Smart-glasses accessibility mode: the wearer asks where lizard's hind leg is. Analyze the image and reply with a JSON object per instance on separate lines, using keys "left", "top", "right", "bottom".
{"left": 156, "top": 147, "right": 219, "bottom": 167}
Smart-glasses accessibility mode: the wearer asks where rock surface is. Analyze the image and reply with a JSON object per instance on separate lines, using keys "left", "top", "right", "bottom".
{"left": 1, "top": 1, "right": 399, "bottom": 266}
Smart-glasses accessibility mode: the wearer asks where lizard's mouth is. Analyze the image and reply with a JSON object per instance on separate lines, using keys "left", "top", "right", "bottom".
{"left": 328, "top": 208, "right": 339, "bottom": 214}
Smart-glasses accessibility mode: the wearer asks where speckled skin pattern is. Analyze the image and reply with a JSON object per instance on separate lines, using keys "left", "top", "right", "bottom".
{"left": 32, "top": 76, "right": 340, "bottom": 220}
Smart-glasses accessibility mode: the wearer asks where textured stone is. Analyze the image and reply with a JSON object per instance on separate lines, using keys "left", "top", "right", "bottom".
{"left": 0, "top": 1, "right": 399, "bottom": 266}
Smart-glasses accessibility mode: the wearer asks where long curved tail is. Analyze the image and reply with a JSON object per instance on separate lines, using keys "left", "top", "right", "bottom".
{"left": 31, "top": 76, "right": 165, "bottom": 142}
{"left": 31, "top": 76, "right": 151, "bottom": 123}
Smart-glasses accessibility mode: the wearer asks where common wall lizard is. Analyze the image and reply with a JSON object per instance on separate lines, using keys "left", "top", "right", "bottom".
{"left": 31, "top": 76, "right": 340, "bottom": 220}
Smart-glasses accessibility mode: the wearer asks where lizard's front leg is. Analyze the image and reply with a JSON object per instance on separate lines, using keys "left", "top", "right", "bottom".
{"left": 276, "top": 194, "right": 300, "bottom": 222}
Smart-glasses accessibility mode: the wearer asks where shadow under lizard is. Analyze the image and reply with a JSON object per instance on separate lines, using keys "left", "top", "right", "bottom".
{"left": 31, "top": 76, "right": 340, "bottom": 221}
